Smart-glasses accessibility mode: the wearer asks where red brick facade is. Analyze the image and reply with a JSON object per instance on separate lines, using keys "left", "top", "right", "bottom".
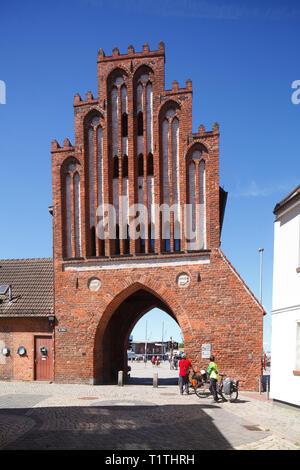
{"left": 50, "top": 42, "right": 264, "bottom": 389}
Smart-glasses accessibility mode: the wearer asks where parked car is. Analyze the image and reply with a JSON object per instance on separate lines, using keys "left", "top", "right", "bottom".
{"left": 127, "top": 351, "right": 137, "bottom": 360}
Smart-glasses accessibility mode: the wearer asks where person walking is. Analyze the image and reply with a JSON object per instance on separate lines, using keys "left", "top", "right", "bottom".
{"left": 173, "top": 355, "right": 178, "bottom": 370}
{"left": 178, "top": 353, "right": 194, "bottom": 395}
{"left": 207, "top": 355, "right": 226, "bottom": 402}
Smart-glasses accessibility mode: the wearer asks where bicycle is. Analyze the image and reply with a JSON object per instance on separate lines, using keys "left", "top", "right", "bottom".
{"left": 190, "top": 370, "right": 210, "bottom": 397}
{"left": 218, "top": 373, "right": 239, "bottom": 402}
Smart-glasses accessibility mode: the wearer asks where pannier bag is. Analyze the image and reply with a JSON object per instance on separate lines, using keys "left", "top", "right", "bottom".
{"left": 191, "top": 374, "right": 202, "bottom": 387}
{"left": 224, "top": 378, "right": 239, "bottom": 395}
{"left": 231, "top": 379, "right": 239, "bottom": 391}
{"left": 223, "top": 377, "right": 232, "bottom": 395}
{"left": 200, "top": 370, "right": 207, "bottom": 382}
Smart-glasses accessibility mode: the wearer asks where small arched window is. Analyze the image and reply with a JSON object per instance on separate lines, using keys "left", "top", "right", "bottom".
{"left": 138, "top": 154, "right": 144, "bottom": 176}
{"left": 147, "top": 153, "right": 153, "bottom": 176}
{"left": 137, "top": 111, "right": 143, "bottom": 136}
{"left": 113, "top": 156, "right": 119, "bottom": 178}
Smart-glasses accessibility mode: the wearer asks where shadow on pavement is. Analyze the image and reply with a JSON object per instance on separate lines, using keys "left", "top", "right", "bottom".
{"left": 0, "top": 403, "right": 232, "bottom": 450}
{"left": 127, "top": 376, "right": 178, "bottom": 386}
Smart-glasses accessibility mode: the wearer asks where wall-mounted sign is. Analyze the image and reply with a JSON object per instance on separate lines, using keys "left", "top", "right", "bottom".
{"left": 176, "top": 273, "right": 190, "bottom": 287}
{"left": 88, "top": 277, "right": 101, "bottom": 292}
{"left": 58, "top": 328, "right": 67, "bottom": 332}
{"left": 201, "top": 344, "right": 211, "bottom": 359}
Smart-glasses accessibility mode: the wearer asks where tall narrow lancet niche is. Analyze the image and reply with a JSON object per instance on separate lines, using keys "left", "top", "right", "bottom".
{"left": 133, "top": 66, "right": 154, "bottom": 253}
{"left": 61, "top": 157, "right": 82, "bottom": 259}
{"left": 186, "top": 145, "right": 207, "bottom": 250}
{"left": 84, "top": 111, "right": 104, "bottom": 256}
{"left": 160, "top": 101, "right": 181, "bottom": 252}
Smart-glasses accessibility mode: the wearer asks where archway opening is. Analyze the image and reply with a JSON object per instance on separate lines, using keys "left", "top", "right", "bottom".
{"left": 128, "top": 308, "right": 183, "bottom": 384}
{"left": 94, "top": 287, "right": 183, "bottom": 385}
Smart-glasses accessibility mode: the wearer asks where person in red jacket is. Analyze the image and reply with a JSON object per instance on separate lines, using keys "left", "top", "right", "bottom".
{"left": 178, "top": 353, "right": 195, "bottom": 395}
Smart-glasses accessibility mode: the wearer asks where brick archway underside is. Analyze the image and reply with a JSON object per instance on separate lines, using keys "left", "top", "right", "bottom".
{"left": 93, "top": 288, "right": 177, "bottom": 384}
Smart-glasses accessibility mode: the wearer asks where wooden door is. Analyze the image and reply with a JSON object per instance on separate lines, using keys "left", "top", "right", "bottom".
{"left": 34, "top": 336, "right": 53, "bottom": 381}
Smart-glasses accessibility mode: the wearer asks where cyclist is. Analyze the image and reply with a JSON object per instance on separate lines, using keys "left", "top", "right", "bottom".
{"left": 207, "top": 355, "right": 227, "bottom": 402}
{"left": 207, "top": 355, "right": 220, "bottom": 402}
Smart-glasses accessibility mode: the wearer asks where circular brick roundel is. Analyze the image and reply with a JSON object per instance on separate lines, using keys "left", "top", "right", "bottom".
{"left": 88, "top": 277, "right": 101, "bottom": 292}
{"left": 176, "top": 272, "right": 190, "bottom": 287}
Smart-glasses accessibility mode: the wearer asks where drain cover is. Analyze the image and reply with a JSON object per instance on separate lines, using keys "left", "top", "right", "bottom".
{"left": 243, "top": 425, "right": 261, "bottom": 431}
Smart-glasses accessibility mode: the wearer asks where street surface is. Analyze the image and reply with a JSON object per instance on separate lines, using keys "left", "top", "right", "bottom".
{"left": 0, "top": 361, "right": 299, "bottom": 450}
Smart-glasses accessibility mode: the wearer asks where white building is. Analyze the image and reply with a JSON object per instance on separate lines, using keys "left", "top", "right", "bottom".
{"left": 271, "top": 184, "right": 300, "bottom": 408}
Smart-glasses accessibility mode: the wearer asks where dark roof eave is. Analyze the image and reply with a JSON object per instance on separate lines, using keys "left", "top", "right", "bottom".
{"left": 273, "top": 184, "right": 300, "bottom": 215}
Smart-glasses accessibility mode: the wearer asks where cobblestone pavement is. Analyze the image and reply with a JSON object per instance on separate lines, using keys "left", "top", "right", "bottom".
{"left": 0, "top": 362, "right": 299, "bottom": 450}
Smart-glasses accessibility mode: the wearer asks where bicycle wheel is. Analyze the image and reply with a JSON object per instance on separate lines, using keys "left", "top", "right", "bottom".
{"left": 195, "top": 381, "right": 209, "bottom": 398}
{"left": 229, "top": 390, "right": 238, "bottom": 402}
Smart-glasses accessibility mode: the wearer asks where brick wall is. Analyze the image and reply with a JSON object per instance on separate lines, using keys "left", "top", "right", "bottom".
{"left": 0, "top": 318, "right": 52, "bottom": 381}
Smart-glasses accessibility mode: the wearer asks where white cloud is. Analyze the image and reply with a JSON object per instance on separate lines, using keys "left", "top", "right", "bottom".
{"left": 231, "top": 180, "right": 299, "bottom": 198}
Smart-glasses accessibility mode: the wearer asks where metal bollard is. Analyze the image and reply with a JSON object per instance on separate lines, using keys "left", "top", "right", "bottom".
{"left": 118, "top": 370, "right": 124, "bottom": 387}
{"left": 258, "top": 376, "right": 261, "bottom": 394}
{"left": 153, "top": 373, "right": 158, "bottom": 388}
{"left": 266, "top": 378, "right": 269, "bottom": 401}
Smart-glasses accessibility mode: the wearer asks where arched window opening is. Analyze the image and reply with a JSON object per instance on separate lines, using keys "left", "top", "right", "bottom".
{"left": 174, "top": 221, "right": 181, "bottom": 252}
{"left": 137, "top": 111, "right": 143, "bottom": 136}
{"left": 138, "top": 154, "right": 144, "bottom": 177}
{"left": 124, "top": 224, "right": 130, "bottom": 254}
{"left": 90, "top": 226, "right": 96, "bottom": 257}
{"left": 122, "top": 155, "right": 128, "bottom": 178}
{"left": 149, "top": 223, "right": 155, "bottom": 253}
{"left": 115, "top": 224, "right": 120, "bottom": 255}
{"left": 147, "top": 153, "right": 153, "bottom": 176}
{"left": 113, "top": 156, "right": 119, "bottom": 179}
{"left": 121, "top": 112, "right": 128, "bottom": 137}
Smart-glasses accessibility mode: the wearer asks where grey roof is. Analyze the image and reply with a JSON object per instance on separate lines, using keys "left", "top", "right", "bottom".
{"left": 273, "top": 184, "right": 300, "bottom": 215}
{"left": 0, "top": 258, "right": 54, "bottom": 317}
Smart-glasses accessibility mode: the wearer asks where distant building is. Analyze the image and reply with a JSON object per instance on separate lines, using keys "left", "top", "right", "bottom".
{"left": 132, "top": 341, "right": 168, "bottom": 356}
{"left": 271, "top": 184, "right": 300, "bottom": 408}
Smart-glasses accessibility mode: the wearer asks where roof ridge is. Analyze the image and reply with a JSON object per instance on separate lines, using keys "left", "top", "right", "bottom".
{"left": 0, "top": 257, "right": 53, "bottom": 262}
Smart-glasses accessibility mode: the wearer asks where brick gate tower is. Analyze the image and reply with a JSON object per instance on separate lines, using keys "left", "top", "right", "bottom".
{"left": 50, "top": 42, "right": 264, "bottom": 388}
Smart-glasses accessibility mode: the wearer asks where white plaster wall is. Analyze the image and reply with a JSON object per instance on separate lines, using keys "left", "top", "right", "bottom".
{"left": 146, "top": 82, "right": 153, "bottom": 154}
{"left": 65, "top": 173, "right": 72, "bottom": 258}
{"left": 162, "top": 119, "right": 169, "bottom": 205}
{"left": 272, "top": 204, "right": 300, "bottom": 311}
{"left": 198, "top": 160, "right": 206, "bottom": 249}
{"left": 271, "top": 201, "right": 300, "bottom": 406}
{"left": 172, "top": 118, "right": 180, "bottom": 222}
{"left": 187, "top": 161, "right": 196, "bottom": 250}
{"left": 113, "top": 178, "right": 119, "bottom": 221}
{"left": 111, "top": 86, "right": 118, "bottom": 157}
{"left": 270, "top": 308, "right": 300, "bottom": 406}
{"left": 147, "top": 176, "right": 154, "bottom": 223}
{"left": 74, "top": 172, "right": 81, "bottom": 258}
{"left": 97, "top": 126, "right": 103, "bottom": 219}
{"left": 88, "top": 128, "right": 95, "bottom": 228}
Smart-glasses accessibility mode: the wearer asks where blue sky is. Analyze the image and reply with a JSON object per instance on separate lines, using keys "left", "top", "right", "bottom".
{"left": 1, "top": 0, "right": 300, "bottom": 350}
